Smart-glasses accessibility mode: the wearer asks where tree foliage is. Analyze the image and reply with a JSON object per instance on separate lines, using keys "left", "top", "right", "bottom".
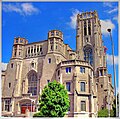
{"left": 98, "top": 93, "right": 119, "bottom": 117}
{"left": 33, "top": 80, "right": 70, "bottom": 117}
{"left": 112, "top": 93, "right": 119, "bottom": 117}
{"left": 98, "top": 108, "right": 115, "bottom": 117}
{"left": 98, "top": 108, "right": 109, "bottom": 117}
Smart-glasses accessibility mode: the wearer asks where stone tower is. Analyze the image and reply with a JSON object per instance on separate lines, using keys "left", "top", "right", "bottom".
{"left": 76, "top": 11, "right": 106, "bottom": 71}
{"left": 12, "top": 37, "right": 28, "bottom": 59}
{"left": 76, "top": 11, "right": 114, "bottom": 110}
{"left": 48, "top": 30, "right": 64, "bottom": 54}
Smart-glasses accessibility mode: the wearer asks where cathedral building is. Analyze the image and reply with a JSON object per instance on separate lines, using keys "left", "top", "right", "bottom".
{"left": 2, "top": 11, "right": 114, "bottom": 117}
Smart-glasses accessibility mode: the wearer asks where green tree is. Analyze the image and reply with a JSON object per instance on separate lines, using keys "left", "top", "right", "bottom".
{"left": 33, "top": 80, "right": 70, "bottom": 117}
{"left": 98, "top": 108, "right": 109, "bottom": 117}
{"left": 98, "top": 108, "right": 115, "bottom": 117}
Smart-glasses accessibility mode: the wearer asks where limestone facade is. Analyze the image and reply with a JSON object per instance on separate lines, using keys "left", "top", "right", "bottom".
{"left": 2, "top": 11, "right": 114, "bottom": 117}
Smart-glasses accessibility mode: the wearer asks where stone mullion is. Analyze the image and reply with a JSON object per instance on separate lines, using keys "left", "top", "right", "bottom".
{"left": 30, "top": 47, "right": 31, "bottom": 57}
{"left": 36, "top": 45, "right": 37, "bottom": 54}
{"left": 27, "top": 48, "right": 28, "bottom": 57}
{"left": 33, "top": 46, "right": 34, "bottom": 56}
{"left": 17, "top": 102, "right": 20, "bottom": 114}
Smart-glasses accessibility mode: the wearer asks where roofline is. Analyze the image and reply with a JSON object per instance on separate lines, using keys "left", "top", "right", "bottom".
{"left": 25, "top": 39, "right": 48, "bottom": 45}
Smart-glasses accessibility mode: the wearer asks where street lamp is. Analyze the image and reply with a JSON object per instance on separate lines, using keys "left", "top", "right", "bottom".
{"left": 107, "top": 28, "right": 117, "bottom": 117}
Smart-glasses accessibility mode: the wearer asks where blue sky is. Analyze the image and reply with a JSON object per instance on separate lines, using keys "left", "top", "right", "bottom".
{"left": 2, "top": 2, "right": 118, "bottom": 89}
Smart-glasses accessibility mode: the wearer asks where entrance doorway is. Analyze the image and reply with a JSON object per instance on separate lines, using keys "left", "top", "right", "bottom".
{"left": 21, "top": 103, "right": 34, "bottom": 114}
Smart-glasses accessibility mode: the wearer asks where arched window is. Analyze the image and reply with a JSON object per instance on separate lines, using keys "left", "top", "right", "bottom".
{"left": 84, "top": 47, "right": 93, "bottom": 65}
{"left": 84, "top": 21, "right": 87, "bottom": 36}
{"left": 88, "top": 19, "right": 91, "bottom": 35}
{"left": 28, "top": 71, "right": 37, "bottom": 96}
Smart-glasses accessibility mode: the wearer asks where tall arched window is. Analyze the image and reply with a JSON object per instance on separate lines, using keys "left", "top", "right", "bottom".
{"left": 84, "top": 21, "right": 87, "bottom": 36}
{"left": 84, "top": 47, "right": 93, "bottom": 65}
{"left": 88, "top": 19, "right": 91, "bottom": 35}
{"left": 28, "top": 71, "right": 37, "bottom": 96}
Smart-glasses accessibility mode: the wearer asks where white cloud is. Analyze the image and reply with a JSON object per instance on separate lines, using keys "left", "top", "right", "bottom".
{"left": 3, "top": 3, "right": 21, "bottom": 13}
{"left": 2, "top": 3, "right": 39, "bottom": 16}
{"left": 21, "top": 3, "right": 39, "bottom": 16}
{"left": 103, "top": 3, "right": 118, "bottom": 23}
{"left": 69, "top": 9, "right": 81, "bottom": 29}
{"left": 106, "top": 54, "right": 118, "bottom": 65}
{"left": 100, "top": 19, "right": 115, "bottom": 35}
{"left": 103, "top": 2, "right": 113, "bottom": 8}
{"left": 1, "top": 63, "right": 8, "bottom": 71}
{"left": 69, "top": 10, "right": 116, "bottom": 36}
{"left": 107, "top": 7, "right": 118, "bottom": 14}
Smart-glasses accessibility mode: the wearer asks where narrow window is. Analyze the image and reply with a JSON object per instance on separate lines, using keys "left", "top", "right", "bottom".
{"left": 11, "top": 63, "right": 13, "bottom": 68}
{"left": 31, "top": 47, "right": 33, "bottom": 54}
{"left": 100, "top": 70, "right": 103, "bottom": 76}
{"left": 84, "top": 21, "right": 87, "bottom": 36}
{"left": 88, "top": 26, "right": 91, "bottom": 35}
{"left": 56, "top": 45, "right": 57, "bottom": 49}
{"left": 28, "top": 47, "right": 30, "bottom": 54}
{"left": 80, "top": 82, "right": 85, "bottom": 92}
{"left": 51, "top": 45, "right": 53, "bottom": 51}
{"left": 66, "top": 67, "right": 68, "bottom": 73}
{"left": 66, "top": 67, "right": 71, "bottom": 73}
{"left": 34, "top": 48, "right": 36, "bottom": 53}
{"left": 37, "top": 46, "right": 39, "bottom": 52}
{"left": 31, "top": 62, "right": 34, "bottom": 67}
{"left": 16, "top": 39, "right": 18, "bottom": 43}
{"left": 84, "top": 27, "right": 87, "bottom": 36}
{"left": 66, "top": 82, "right": 71, "bottom": 91}
{"left": 40, "top": 47, "right": 42, "bottom": 52}
{"left": 101, "top": 84, "right": 103, "bottom": 88}
{"left": 69, "top": 67, "right": 71, "bottom": 73}
{"left": 20, "top": 39, "right": 23, "bottom": 43}
{"left": 80, "top": 67, "right": 82, "bottom": 73}
{"left": 5, "top": 99, "right": 11, "bottom": 112}
{"left": 51, "top": 31, "right": 54, "bottom": 36}
{"left": 56, "top": 31, "right": 59, "bottom": 36}
{"left": 9, "top": 83, "right": 11, "bottom": 88}
{"left": 80, "top": 67, "right": 85, "bottom": 73}
{"left": 88, "top": 20, "right": 91, "bottom": 35}
{"left": 19, "top": 52, "right": 21, "bottom": 56}
{"left": 58, "top": 70, "right": 60, "bottom": 76}
{"left": 86, "top": 38, "right": 89, "bottom": 42}
{"left": 109, "top": 77, "right": 111, "bottom": 82}
{"left": 81, "top": 101, "right": 86, "bottom": 111}
{"left": 48, "top": 58, "right": 51, "bottom": 64}
{"left": 14, "top": 51, "right": 16, "bottom": 57}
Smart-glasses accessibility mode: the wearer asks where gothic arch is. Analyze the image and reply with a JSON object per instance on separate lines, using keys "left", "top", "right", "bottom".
{"left": 27, "top": 70, "right": 37, "bottom": 96}
{"left": 83, "top": 45, "right": 93, "bottom": 65}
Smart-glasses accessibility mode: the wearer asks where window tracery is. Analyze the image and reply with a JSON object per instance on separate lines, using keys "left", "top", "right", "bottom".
{"left": 84, "top": 47, "right": 93, "bottom": 65}
{"left": 28, "top": 71, "right": 37, "bottom": 96}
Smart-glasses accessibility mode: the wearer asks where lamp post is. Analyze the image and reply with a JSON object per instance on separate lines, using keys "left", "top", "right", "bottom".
{"left": 107, "top": 28, "right": 117, "bottom": 117}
